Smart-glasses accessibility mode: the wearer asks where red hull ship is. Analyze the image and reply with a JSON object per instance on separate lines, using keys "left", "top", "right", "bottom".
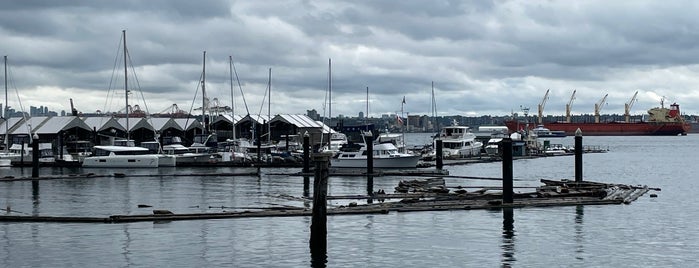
{"left": 506, "top": 103, "right": 691, "bottom": 136}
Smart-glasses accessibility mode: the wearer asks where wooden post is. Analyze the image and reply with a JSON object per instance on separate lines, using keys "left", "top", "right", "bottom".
{"left": 303, "top": 133, "right": 310, "bottom": 197}
{"left": 575, "top": 128, "right": 583, "bottom": 183}
{"left": 501, "top": 137, "right": 513, "bottom": 203}
{"left": 31, "top": 134, "right": 39, "bottom": 178}
{"left": 436, "top": 139, "right": 443, "bottom": 170}
{"left": 310, "top": 153, "right": 330, "bottom": 265}
{"left": 31, "top": 134, "right": 40, "bottom": 191}
{"left": 365, "top": 133, "right": 374, "bottom": 199}
{"left": 365, "top": 133, "right": 374, "bottom": 176}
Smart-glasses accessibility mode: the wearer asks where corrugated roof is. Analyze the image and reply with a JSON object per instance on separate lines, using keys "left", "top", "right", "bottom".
{"left": 146, "top": 118, "right": 182, "bottom": 131}
{"left": 0, "top": 117, "right": 24, "bottom": 135}
{"left": 271, "top": 114, "right": 323, "bottom": 128}
{"left": 116, "top": 118, "right": 154, "bottom": 132}
{"left": 9, "top": 117, "right": 50, "bottom": 135}
{"left": 34, "top": 116, "right": 92, "bottom": 134}
{"left": 316, "top": 121, "right": 337, "bottom": 134}
{"left": 172, "top": 118, "right": 203, "bottom": 131}
{"left": 82, "top": 117, "right": 125, "bottom": 132}
{"left": 214, "top": 114, "right": 245, "bottom": 125}
{"left": 238, "top": 114, "right": 271, "bottom": 125}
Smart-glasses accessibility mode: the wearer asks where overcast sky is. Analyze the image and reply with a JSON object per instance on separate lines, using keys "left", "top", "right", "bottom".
{"left": 2, "top": 0, "right": 699, "bottom": 119}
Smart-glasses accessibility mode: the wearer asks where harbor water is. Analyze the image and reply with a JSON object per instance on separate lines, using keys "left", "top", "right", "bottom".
{"left": 0, "top": 134, "right": 696, "bottom": 267}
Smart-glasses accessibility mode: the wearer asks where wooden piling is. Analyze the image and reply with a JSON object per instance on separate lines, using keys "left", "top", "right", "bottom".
{"left": 436, "top": 139, "right": 443, "bottom": 170}
{"left": 365, "top": 133, "right": 374, "bottom": 200}
{"left": 32, "top": 134, "right": 39, "bottom": 178}
{"left": 310, "top": 153, "right": 330, "bottom": 259}
{"left": 575, "top": 128, "right": 583, "bottom": 182}
{"left": 501, "top": 138, "right": 513, "bottom": 203}
{"left": 303, "top": 134, "right": 310, "bottom": 174}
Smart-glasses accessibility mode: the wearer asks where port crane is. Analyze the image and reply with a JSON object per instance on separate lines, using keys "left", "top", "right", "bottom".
{"left": 565, "top": 90, "right": 576, "bottom": 123}
{"left": 624, "top": 91, "right": 638, "bottom": 123}
{"left": 537, "top": 89, "right": 550, "bottom": 124}
{"left": 594, "top": 93, "right": 608, "bottom": 123}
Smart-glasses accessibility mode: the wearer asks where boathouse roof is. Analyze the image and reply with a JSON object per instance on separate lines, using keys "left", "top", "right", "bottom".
{"left": 172, "top": 118, "right": 203, "bottom": 131}
{"left": 214, "top": 114, "right": 245, "bottom": 125}
{"left": 82, "top": 117, "right": 125, "bottom": 132}
{"left": 146, "top": 118, "right": 182, "bottom": 132}
{"left": 270, "top": 114, "right": 324, "bottom": 128}
{"left": 0, "top": 117, "right": 24, "bottom": 135}
{"left": 34, "top": 116, "right": 92, "bottom": 134}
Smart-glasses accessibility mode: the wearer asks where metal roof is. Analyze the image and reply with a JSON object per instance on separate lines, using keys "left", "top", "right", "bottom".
{"left": 34, "top": 116, "right": 92, "bottom": 134}
{"left": 145, "top": 118, "right": 182, "bottom": 132}
{"left": 270, "top": 114, "right": 323, "bottom": 128}
{"left": 238, "top": 114, "right": 271, "bottom": 125}
{"left": 214, "top": 114, "right": 245, "bottom": 125}
{"left": 9, "top": 116, "right": 49, "bottom": 135}
{"left": 82, "top": 117, "right": 125, "bottom": 132}
{"left": 0, "top": 117, "right": 24, "bottom": 135}
{"left": 116, "top": 117, "right": 154, "bottom": 132}
{"left": 172, "top": 118, "right": 203, "bottom": 131}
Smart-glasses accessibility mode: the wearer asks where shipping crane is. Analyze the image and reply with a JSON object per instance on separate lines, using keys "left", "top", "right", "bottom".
{"left": 565, "top": 90, "right": 576, "bottom": 123}
{"left": 537, "top": 89, "right": 550, "bottom": 124}
{"left": 594, "top": 93, "right": 608, "bottom": 123}
{"left": 624, "top": 91, "right": 638, "bottom": 123}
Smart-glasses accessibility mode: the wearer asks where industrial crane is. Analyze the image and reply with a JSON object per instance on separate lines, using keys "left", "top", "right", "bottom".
{"left": 594, "top": 93, "right": 608, "bottom": 123}
{"left": 537, "top": 89, "right": 550, "bottom": 124}
{"left": 565, "top": 90, "right": 576, "bottom": 123}
{"left": 624, "top": 91, "right": 638, "bottom": 123}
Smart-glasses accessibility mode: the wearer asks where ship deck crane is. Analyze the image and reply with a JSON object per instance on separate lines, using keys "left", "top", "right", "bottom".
{"left": 565, "top": 90, "right": 576, "bottom": 123}
{"left": 594, "top": 93, "right": 608, "bottom": 123}
{"left": 537, "top": 89, "right": 550, "bottom": 124}
{"left": 624, "top": 91, "right": 638, "bottom": 123}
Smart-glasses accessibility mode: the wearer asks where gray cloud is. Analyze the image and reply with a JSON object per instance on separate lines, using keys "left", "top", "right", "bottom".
{"left": 1, "top": 0, "right": 699, "bottom": 118}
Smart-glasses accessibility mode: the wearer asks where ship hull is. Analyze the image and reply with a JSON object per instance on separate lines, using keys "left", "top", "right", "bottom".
{"left": 505, "top": 121, "right": 690, "bottom": 136}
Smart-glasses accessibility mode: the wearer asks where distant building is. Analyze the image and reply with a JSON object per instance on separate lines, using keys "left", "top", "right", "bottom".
{"left": 358, "top": 111, "right": 364, "bottom": 119}
{"left": 306, "top": 109, "right": 320, "bottom": 121}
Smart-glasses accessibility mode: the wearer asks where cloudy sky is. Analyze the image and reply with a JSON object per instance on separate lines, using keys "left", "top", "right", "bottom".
{"left": 2, "top": 0, "right": 699, "bottom": 119}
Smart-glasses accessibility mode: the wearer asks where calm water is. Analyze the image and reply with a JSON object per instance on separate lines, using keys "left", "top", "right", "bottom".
{"left": 0, "top": 134, "right": 696, "bottom": 267}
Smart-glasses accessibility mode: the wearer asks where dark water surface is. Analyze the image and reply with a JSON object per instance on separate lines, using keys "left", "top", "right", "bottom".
{"left": 0, "top": 134, "right": 696, "bottom": 267}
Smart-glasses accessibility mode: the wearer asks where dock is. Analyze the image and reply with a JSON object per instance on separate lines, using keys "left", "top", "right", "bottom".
{"left": 0, "top": 178, "right": 656, "bottom": 224}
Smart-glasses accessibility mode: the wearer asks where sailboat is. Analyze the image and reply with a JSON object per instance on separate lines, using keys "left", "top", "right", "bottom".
{"left": 0, "top": 56, "right": 54, "bottom": 166}
{"left": 82, "top": 30, "right": 174, "bottom": 168}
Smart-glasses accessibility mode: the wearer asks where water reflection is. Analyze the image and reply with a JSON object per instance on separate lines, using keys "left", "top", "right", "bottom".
{"left": 501, "top": 208, "right": 516, "bottom": 267}
{"left": 575, "top": 205, "right": 584, "bottom": 261}
{"left": 121, "top": 224, "right": 133, "bottom": 267}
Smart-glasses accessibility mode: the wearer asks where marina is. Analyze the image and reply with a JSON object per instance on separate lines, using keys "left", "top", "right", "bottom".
{"left": 0, "top": 133, "right": 691, "bottom": 266}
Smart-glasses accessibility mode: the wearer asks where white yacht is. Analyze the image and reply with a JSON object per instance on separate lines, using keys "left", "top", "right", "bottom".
{"left": 81, "top": 145, "right": 159, "bottom": 168}
{"left": 434, "top": 121, "right": 482, "bottom": 158}
{"left": 331, "top": 142, "right": 420, "bottom": 168}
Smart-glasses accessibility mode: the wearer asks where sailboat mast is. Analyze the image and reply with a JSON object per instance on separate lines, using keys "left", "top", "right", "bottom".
{"left": 229, "top": 56, "right": 236, "bottom": 140}
{"left": 267, "top": 67, "right": 271, "bottom": 144}
{"left": 328, "top": 58, "right": 331, "bottom": 124}
{"left": 365, "top": 86, "right": 369, "bottom": 125}
{"left": 3, "top": 56, "right": 7, "bottom": 152}
{"left": 202, "top": 51, "right": 207, "bottom": 134}
{"left": 123, "top": 30, "right": 130, "bottom": 141}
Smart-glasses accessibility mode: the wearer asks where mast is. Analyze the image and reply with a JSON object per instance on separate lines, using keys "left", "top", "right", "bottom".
{"left": 229, "top": 56, "right": 236, "bottom": 140}
{"left": 328, "top": 58, "right": 331, "bottom": 123}
{"left": 365, "top": 86, "right": 369, "bottom": 125}
{"left": 431, "top": 81, "right": 436, "bottom": 133}
{"left": 267, "top": 67, "right": 271, "bottom": 145}
{"left": 123, "top": 30, "right": 130, "bottom": 141}
{"left": 202, "top": 51, "right": 207, "bottom": 134}
{"left": 3, "top": 56, "right": 7, "bottom": 152}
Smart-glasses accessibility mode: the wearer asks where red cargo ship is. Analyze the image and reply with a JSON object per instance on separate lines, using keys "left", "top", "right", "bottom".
{"left": 506, "top": 103, "right": 691, "bottom": 136}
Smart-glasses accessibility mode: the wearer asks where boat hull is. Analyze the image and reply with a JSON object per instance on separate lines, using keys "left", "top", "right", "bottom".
{"left": 330, "top": 155, "right": 421, "bottom": 168}
{"left": 82, "top": 155, "right": 159, "bottom": 168}
{"left": 506, "top": 121, "right": 690, "bottom": 136}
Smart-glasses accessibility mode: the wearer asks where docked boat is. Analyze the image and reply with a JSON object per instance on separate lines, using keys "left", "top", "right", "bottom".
{"left": 330, "top": 142, "right": 420, "bottom": 168}
{"left": 434, "top": 121, "right": 482, "bottom": 158}
{"left": 484, "top": 138, "right": 503, "bottom": 157}
{"left": 82, "top": 145, "right": 159, "bottom": 168}
{"left": 0, "top": 143, "right": 56, "bottom": 165}
{"left": 532, "top": 125, "right": 566, "bottom": 138}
